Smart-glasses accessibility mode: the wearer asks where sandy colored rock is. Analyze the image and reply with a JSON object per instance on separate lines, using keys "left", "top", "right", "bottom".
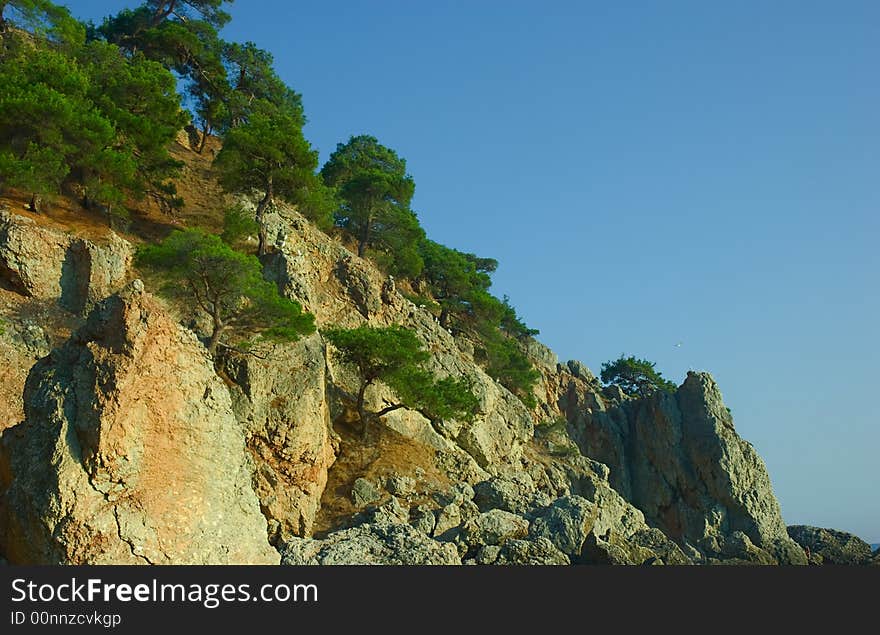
{"left": 222, "top": 333, "right": 338, "bottom": 542}
{"left": 0, "top": 282, "right": 277, "bottom": 564}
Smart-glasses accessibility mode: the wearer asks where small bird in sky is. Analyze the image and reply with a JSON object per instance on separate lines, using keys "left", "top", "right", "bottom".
{"left": 674, "top": 342, "right": 683, "bottom": 348}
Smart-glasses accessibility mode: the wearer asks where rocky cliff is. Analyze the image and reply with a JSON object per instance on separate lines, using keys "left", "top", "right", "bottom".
{"left": 0, "top": 202, "right": 830, "bottom": 565}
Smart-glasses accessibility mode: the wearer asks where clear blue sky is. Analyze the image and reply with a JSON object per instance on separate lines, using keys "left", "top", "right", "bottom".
{"left": 70, "top": 1, "right": 879, "bottom": 543}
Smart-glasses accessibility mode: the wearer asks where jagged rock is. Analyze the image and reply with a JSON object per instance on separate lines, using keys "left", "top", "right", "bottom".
{"left": 0, "top": 315, "right": 51, "bottom": 431}
{"left": 262, "top": 208, "right": 533, "bottom": 471}
{"left": 529, "top": 496, "right": 597, "bottom": 558}
{"left": 496, "top": 537, "right": 571, "bottom": 565}
{"left": 566, "top": 359, "right": 597, "bottom": 384}
{"left": 565, "top": 371, "right": 806, "bottom": 565}
{"left": 351, "top": 477, "right": 382, "bottom": 508}
{"left": 280, "top": 522, "right": 461, "bottom": 565}
{"left": 787, "top": 526, "right": 874, "bottom": 565}
{"left": 0, "top": 210, "right": 131, "bottom": 313}
{"left": 717, "top": 530, "right": 777, "bottom": 565}
{"left": 473, "top": 472, "right": 550, "bottom": 515}
{"left": 221, "top": 333, "right": 338, "bottom": 542}
{"left": 386, "top": 474, "right": 416, "bottom": 497}
{"left": 362, "top": 496, "right": 410, "bottom": 525}
{"left": 410, "top": 504, "right": 436, "bottom": 535}
{"left": 476, "top": 545, "right": 501, "bottom": 564}
{"left": 0, "top": 282, "right": 278, "bottom": 564}
{"left": 460, "top": 509, "right": 530, "bottom": 549}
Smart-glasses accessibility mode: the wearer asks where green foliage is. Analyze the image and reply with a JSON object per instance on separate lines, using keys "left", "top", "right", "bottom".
{"left": 476, "top": 323, "right": 540, "bottom": 408}
{"left": 321, "top": 135, "right": 421, "bottom": 273}
{"left": 600, "top": 355, "right": 677, "bottom": 398}
{"left": 137, "top": 228, "right": 314, "bottom": 354}
{"left": 324, "top": 324, "right": 479, "bottom": 435}
{"left": 220, "top": 204, "right": 258, "bottom": 246}
{"left": 0, "top": 0, "right": 85, "bottom": 47}
{"left": 0, "top": 15, "right": 183, "bottom": 220}
{"left": 214, "top": 103, "right": 321, "bottom": 255}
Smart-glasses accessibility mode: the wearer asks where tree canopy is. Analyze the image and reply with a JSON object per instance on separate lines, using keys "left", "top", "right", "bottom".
{"left": 324, "top": 325, "right": 479, "bottom": 437}
{"left": 138, "top": 228, "right": 315, "bottom": 354}
{"left": 600, "top": 355, "right": 678, "bottom": 398}
{"left": 213, "top": 103, "right": 322, "bottom": 255}
{"left": 321, "top": 135, "right": 421, "bottom": 274}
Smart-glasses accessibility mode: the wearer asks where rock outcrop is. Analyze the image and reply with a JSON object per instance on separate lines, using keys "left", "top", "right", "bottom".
{"left": 221, "top": 334, "right": 339, "bottom": 543}
{"left": 0, "top": 282, "right": 278, "bottom": 564}
{"left": 281, "top": 522, "right": 461, "bottom": 565}
{"left": 262, "top": 210, "right": 532, "bottom": 472}
{"left": 0, "top": 209, "right": 132, "bottom": 314}
{"left": 787, "top": 525, "right": 874, "bottom": 565}
{"left": 562, "top": 370, "right": 805, "bottom": 564}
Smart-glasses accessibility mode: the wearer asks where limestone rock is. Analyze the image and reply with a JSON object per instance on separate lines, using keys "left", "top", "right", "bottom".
{"left": 473, "top": 472, "right": 551, "bottom": 515}
{"left": 496, "top": 537, "right": 571, "bottom": 565}
{"left": 787, "top": 525, "right": 874, "bottom": 565}
{"left": 565, "top": 371, "right": 805, "bottom": 564}
{"left": 460, "top": 509, "right": 530, "bottom": 549}
{"left": 221, "top": 333, "right": 337, "bottom": 542}
{"left": 351, "top": 477, "right": 382, "bottom": 508}
{"left": 280, "top": 522, "right": 461, "bottom": 565}
{"left": 0, "top": 283, "right": 277, "bottom": 564}
{"left": 0, "top": 210, "right": 131, "bottom": 313}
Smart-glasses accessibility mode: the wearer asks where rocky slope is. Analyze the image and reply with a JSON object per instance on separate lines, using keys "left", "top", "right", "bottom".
{"left": 0, "top": 201, "right": 843, "bottom": 565}
{"left": 787, "top": 525, "right": 874, "bottom": 565}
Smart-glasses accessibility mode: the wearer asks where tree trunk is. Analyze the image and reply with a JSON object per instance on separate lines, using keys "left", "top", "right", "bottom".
{"left": 207, "top": 320, "right": 225, "bottom": 356}
{"left": 439, "top": 307, "right": 449, "bottom": 329}
{"left": 357, "top": 212, "right": 372, "bottom": 258}
{"left": 356, "top": 379, "right": 372, "bottom": 439}
{"left": 28, "top": 194, "right": 43, "bottom": 214}
{"left": 197, "top": 122, "right": 210, "bottom": 154}
{"left": 256, "top": 179, "right": 274, "bottom": 257}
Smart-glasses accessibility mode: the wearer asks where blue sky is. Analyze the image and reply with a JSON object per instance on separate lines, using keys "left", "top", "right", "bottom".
{"left": 70, "top": 1, "right": 879, "bottom": 542}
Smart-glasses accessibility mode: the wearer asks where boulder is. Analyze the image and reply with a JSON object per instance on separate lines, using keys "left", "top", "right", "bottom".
{"left": 473, "top": 472, "right": 550, "bottom": 515}
{"left": 496, "top": 537, "right": 570, "bottom": 565}
{"left": 460, "top": 509, "right": 530, "bottom": 549}
{"left": 280, "top": 522, "right": 461, "bottom": 565}
{"left": 787, "top": 525, "right": 874, "bottom": 565}
{"left": 0, "top": 282, "right": 277, "bottom": 564}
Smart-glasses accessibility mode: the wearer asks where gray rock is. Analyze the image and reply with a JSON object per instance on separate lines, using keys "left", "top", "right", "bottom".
{"left": 221, "top": 333, "right": 337, "bottom": 542}
{"left": 351, "top": 478, "right": 382, "bottom": 508}
{"left": 364, "top": 496, "right": 410, "bottom": 525}
{"left": 566, "top": 360, "right": 597, "bottom": 384}
{"left": 460, "top": 509, "right": 530, "bottom": 549}
{"left": 496, "top": 537, "right": 571, "bottom": 565}
{"left": 476, "top": 545, "right": 501, "bottom": 565}
{"left": 0, "top": 210, "right": 131, "bottom": 313}
{"left": 409, "top": 504, "right": 436, "bottom": 535}
{"left": 473, "top": 472, "right": 551, "bottom": 515}
{"left": 386, "top": 475, "right": 416, "bottom": 497}
{"left": 566, "top": 371, "right": 806, "bottom": 564}
{"left": 281, "top": 523, "right": 461, "bottom": 565}
{"left": 787, "top": 525, "right": 874, "bottom": 565}
{"left": 529, "top": 496, "right": 596, "bottom": 558}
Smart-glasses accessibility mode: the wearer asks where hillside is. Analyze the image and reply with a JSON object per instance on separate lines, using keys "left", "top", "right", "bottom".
{"left": 1, "top": 0, "right": 873, "bottom": 567}
{"left": 0, "top": 134, "right": 817, "bottom": 565}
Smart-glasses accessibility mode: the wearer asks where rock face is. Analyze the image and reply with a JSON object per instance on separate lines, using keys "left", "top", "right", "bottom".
{"left": 787, "top": 526, "right": 874, "bottom": 565}
{"left": 221, "top": 334, "right": 338, "bottom": 543}
{"left": 281, "top": 522, "right": 461, "bottom": 565}
{"left": 262, "top": 210, "right": 532, "bottom": 472}
{"left": 0, "top": 209, "right": 132, "bottom": 314}
{"left": 0, "top": 282, "right": 278, "bottom": 564}
{"left": 564, "top": 371, "right": 806, "bottom": 564}
{"left": 0, "top": 312, "right": 50, "bottom": 431}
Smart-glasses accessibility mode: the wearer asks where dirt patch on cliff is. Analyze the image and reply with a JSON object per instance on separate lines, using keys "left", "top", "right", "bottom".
{"left": 312, "top": 422, "right": 453, "bottom": 537}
